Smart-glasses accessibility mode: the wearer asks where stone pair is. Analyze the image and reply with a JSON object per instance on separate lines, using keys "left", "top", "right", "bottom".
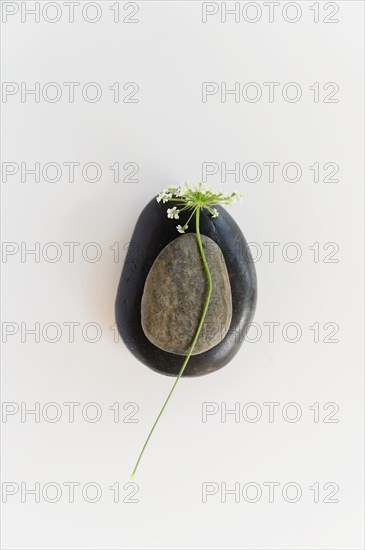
{"left": 115, "top": 197, "right": 257, "bottom": 376}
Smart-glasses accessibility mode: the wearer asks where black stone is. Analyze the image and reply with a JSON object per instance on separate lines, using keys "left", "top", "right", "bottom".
{"left": 115, "top": 197, "right": 257, "bottom": 377}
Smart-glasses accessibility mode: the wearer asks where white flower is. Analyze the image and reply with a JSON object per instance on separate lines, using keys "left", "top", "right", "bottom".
{"left": 167, "top": 207, "right": 180, "bottom": 219}
{"left": 211, "top": 208, "right": 219, "bottom": 218}
{"left": 166, "top": 186, "right": 182, "bottom": 196}
{"left": 176, "top": 225, "right": 186, "bottom": 234}
{"left": 232, "top": 191, "right": 243, "bottom": 203}
{"left": 156, "top": 192, "right": 173, "bottom": 204}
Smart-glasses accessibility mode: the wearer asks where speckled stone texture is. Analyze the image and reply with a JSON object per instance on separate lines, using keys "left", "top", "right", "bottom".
{"left": 115, "top": 196, "right": 257, "bottom": 377}
{"left": 141, "top": 233, "right": 232, "bottom": 355}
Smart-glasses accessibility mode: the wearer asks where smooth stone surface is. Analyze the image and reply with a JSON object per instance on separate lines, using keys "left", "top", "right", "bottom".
{"left": 141, "top": 233, "right": 232, "bottom": 355}
{"left": 115, "top": 197, "right": 257, "bottom": 377}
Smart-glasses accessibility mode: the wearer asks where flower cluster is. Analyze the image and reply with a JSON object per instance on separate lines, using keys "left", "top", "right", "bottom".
{"left": 156, "top": 183, "right": 243, "bottom": 233}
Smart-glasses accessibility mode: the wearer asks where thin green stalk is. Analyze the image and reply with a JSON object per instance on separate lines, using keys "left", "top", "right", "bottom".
{"left": 131, "top": 206, "right": 213, "bottom": 478}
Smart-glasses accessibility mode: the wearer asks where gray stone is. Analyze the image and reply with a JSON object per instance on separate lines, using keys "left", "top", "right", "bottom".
{"left": 141, "top": 233, "right": 232, "bottom": 355}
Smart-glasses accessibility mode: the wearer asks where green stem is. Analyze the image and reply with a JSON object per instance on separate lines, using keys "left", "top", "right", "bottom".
{"left": 131, "top": 206, "right": 213, "bottom": 478}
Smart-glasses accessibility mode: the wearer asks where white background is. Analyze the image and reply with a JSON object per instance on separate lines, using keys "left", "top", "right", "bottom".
{"left": 1, "top": 1, "right": 364, "bottom": 549}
